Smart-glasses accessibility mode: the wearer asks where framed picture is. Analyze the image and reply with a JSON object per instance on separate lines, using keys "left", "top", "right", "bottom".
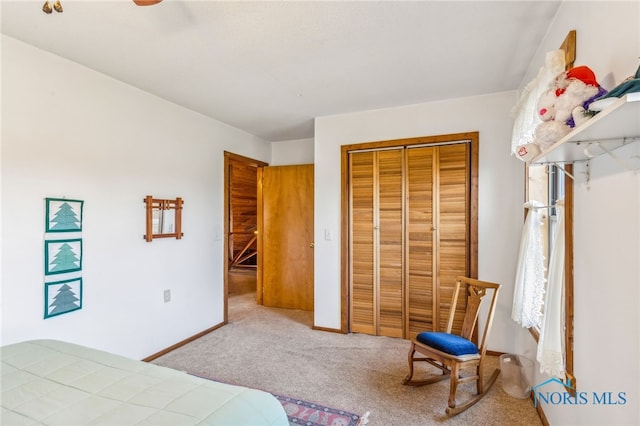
{"left": 45, "top": 198, "right": 83, "bottom": 233}
{"left": 45, "top": 277, "right": 82, "bottom": 318}
{"left": 44, "top": 238, "right": 82, "bottom": 275}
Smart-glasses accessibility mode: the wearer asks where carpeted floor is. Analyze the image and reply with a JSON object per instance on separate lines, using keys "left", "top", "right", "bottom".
{"left": 153, "top": 293, "right": 542, "bottom": 426}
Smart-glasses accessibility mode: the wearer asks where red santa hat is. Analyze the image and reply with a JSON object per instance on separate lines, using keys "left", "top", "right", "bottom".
{"left": 566, "top": 66, "right": 598, "bottom": 87}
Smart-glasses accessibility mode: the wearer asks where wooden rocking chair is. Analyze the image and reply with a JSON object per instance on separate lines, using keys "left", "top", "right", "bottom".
{"left": 403, "top": 276, "right": 501, "bottom": 416}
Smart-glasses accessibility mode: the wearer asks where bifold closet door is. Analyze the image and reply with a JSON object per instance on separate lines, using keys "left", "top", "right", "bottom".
{"left": 349, "top": 142, "right": 470, "bottom": 339}
{"left": 405, "top": 143, "right": 470, "bottom": 337}
{"left": 405, "top": 147, "right": 435, "bottom": 337}
{"left": 350, "top": 151, "right": 375, "bottom": 335}
{"left": 349, "top": 149, "right": 404, "bottom": 338}
{"left": 436, "top": 143, "right": 470, "bottom": 334}
{"left": 377, "top": 150, "right": 404, "bottom": 338}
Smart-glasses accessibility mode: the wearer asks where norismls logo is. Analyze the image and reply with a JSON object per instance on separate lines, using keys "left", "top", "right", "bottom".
{"left": 532, "top": 378, "right": 627, "bottom": 407}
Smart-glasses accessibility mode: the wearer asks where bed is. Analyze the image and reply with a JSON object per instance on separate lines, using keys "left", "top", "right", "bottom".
{"left": 1, "top": 339, "right": 288, "bottom": 425}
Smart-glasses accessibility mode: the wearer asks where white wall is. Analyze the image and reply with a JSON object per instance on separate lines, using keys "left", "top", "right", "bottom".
{"left": 271, "top": 138, "right": 314, "bottom": 166}
{"left": 0, "top": 36, "right": 271, "bottom": 359}
{"left": 514, "top": 2, "right": 639, "bottom": 425}
{"left": 313, "top": 92, "right": 527, "bottom": 353}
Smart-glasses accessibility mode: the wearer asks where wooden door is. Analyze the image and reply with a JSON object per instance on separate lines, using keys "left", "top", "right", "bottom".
{"left": 435, "top": 143, "right": 470, "bottom": 334}
{"left": 259, "top": 164, "right": 314, "bottom": 311}
{"left": 376, "top": 150, "right": 404, "bottom": 337}
{"left": 349, "top": 149, "right": 404, "bottom": 338}
{"left": 405, "top": 147, "right": 435, "bottom": 336}
{"left": 349, "top": 151, "right": 376, "bottom": 334}
{"left": 405, "top": 144, "right": 470, "bottom": 336}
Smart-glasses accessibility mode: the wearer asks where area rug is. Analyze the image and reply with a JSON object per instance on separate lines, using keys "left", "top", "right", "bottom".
{"left": 273, "top": 394, "right": 369, "bottom": 426}
{"left": 187, "top": 373, "right": 368, "bottom": 426}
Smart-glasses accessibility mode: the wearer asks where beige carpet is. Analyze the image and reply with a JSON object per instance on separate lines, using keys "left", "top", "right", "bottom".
{"left": 153, "top": 293, "right": 542, "bottom": 426}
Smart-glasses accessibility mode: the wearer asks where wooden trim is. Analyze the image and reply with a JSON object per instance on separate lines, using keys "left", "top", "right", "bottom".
{"left": 533, "top": 394, "right": 551, "bottom": 426}
{"left": 561, "top": 36, "right": 575, "bottom": 388}
{"left": 560, "top": 30, "right": 576, "bottom": 70}
{"left": 340, "top": 147, "right": 350, "bottom": 332}
{"left": 256, "top": 166, "right": 264, "bottom": 306}
{"left": 141, "top": 323, "right": 224, "bottom": 362}
{"left": 223, "top": 155, "right": 230, "bottom": 324}
{"left": 564, "top": 164, "right": 575, "bottom": 391}
{"left": 341, "top": 132, "right": 479, "bottom": 152}
{"left": 469, "top": 135, "right": 479, "bottom": 279}
{"left": 224, "top": 151, "right": 268, "bottom": 168}
{"left": 312, "top": 325, "right": 346, "bottom": 334}
{"left": 486, "top": 349, "right": 507, "bottom": 357}
{"left": 340, "top": 132, "right": 479, "bottom": 335}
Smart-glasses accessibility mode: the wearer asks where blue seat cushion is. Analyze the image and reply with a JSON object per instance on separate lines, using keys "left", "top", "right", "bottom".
{"left": 416, "top": 332, "right": 479, "bottom": 356}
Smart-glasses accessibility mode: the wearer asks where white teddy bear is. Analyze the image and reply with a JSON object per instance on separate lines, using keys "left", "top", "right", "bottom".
{"left": 532, "top": 65, "right": 607, "bottom": 150}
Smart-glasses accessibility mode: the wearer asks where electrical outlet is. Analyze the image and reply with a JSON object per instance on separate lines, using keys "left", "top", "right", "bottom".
{"left": 164, "top": 289, "right": 171, "bottom": 303}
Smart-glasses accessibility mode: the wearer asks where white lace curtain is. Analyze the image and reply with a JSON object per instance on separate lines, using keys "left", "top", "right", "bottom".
{"left": 512, "top": 201, "right": 546, "bottom": 328}
{"left": 537, "top": 199, "right": 566, "bottom": 379}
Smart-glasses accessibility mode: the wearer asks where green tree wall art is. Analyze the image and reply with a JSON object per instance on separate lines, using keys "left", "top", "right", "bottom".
{"left": 43, "top": 197, "right": 84, "bottom": 319}
{"left": 44, "top": 238, "right": 82, "bottom": 275}
{"left": 45, "top": 278, "right": 82, "bottom": 318}
{"left": 45, "top": 198, "right": 83, "bottom": 232}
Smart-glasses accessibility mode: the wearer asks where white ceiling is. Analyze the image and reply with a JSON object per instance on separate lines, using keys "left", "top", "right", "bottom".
{"left": 1, "top": 0, "right": 561, "bottom": 142}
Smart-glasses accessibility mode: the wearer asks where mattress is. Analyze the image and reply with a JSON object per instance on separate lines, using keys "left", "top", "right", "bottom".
{"left": 1, "top": 339, "right": 288, "bottom": 426}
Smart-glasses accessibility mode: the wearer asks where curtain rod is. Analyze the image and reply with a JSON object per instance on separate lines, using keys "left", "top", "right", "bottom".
{"left": 524, "top": 199, "right": 565, "bottom": 210}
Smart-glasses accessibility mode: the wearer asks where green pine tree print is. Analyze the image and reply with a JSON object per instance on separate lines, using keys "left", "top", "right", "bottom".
{"left": 50, "top": 202, "right": 80, "bottom": 230}
{"left": 49, "top": 283, "right": 80, "bottom": 314}
{"left": 50, "top": 243, "right": 80, "bottom": 272}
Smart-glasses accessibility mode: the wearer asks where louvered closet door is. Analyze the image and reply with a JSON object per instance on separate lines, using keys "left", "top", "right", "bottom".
{"left": 405, "top": 147, "right": 435, "bottom": 337}
{"left": 349, "top": 149, "right": 404, "bottom": 337}
{"left": 350, "top": 151, "right": 375, "bottom": 334}
{"left": 377, "top": 150, "right": 404, "bottom": 338}
{"left": 349, "top": 142, "right": 470, "bottom": 338}
{"left": 436, "top": 143, "right": 470, "bottom": 334}
{"left": 405, "top": 143, "right": 469, "bottom": 336}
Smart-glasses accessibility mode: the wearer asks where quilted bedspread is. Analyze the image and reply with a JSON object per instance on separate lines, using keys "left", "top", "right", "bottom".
{"left": 1, "top": 339, "right": 288, "bottom": 425}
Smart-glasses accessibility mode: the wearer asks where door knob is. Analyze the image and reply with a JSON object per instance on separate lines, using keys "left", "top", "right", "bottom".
{"left": 309, "top": 242, "right": 315, "bottom": 248}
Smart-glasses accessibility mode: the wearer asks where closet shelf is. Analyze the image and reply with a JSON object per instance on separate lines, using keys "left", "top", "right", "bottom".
{"left": 531, "top": 92, "right": 640, "bottom": 165}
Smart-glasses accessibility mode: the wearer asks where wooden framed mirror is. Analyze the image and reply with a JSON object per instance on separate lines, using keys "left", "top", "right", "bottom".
{"left": 144, "top": 195, "right": 183, "bottom": 242}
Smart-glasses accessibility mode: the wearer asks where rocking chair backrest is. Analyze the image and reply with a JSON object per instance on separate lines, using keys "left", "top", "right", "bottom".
{"left": 445, "top": 276, "right": 501, "bottom": 354}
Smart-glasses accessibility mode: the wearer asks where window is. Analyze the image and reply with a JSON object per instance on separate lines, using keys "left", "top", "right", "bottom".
{"left": 514, "top": 31, "right": 576, "bottom": 388}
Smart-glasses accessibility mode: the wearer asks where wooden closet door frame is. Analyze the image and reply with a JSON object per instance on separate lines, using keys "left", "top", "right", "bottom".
{"left": 340, "top": 132, "right": 479, "bottom": 333}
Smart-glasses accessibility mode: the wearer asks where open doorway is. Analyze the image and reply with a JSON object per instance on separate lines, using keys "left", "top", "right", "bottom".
{"left": 223, "top": 151, "right": 267, "bottom": 323}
